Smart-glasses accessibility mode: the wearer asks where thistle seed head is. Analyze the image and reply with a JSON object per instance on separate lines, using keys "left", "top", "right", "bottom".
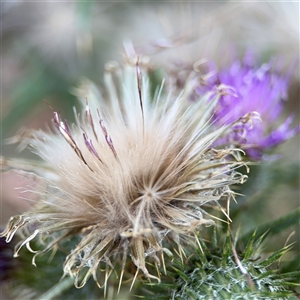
{"left": 1, "top": 59, "right": 248, "bottom": 289}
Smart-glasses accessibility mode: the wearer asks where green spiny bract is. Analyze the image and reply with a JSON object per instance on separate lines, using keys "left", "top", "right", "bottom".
{"left": 142, "top": 229, "right": 300, "bottom": 300}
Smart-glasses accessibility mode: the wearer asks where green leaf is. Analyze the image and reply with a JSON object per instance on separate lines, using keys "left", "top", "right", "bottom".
{"left": 259, "top": 245, "right": 293, "bottom": 268}
{"left": 221, "top": 232, "right": 231, "bottom": 268}
{"left": 272, "top": 271, "right": 300, "bottom": 281}
{"left": 242, "top": 230, "right": 257, "bottom": 261}
{"left": 171, "top": 267, "right": 190, "bottom": 283}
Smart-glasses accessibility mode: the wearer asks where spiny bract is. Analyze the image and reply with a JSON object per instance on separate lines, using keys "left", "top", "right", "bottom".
{"left": 1, "top": 58, "right": 248, "bottom": 290}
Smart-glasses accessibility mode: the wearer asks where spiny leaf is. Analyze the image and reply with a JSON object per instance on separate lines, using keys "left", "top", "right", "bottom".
{"left": 242, "top": 229, "right": 257, "bottom": 261}
{"left": 252, "top": 230, "right": 270, "bottom": 253}
{"left": 258, "top": 244, "right": 293, "bottom": 268}
{"left": 146, "top": 283, "right": 177, "bottom": 289}
{"left": 171, "top": 267, "right": 190, "bottom": 283}
{"left": 221, "top": 232, "right": 231, "bottom": 268}
{"left": 194, "top": 239, "right": 209, "bottom": 265}
{"left": 185, "top": 288, "right": 198, "bottom": 299}
{"left": 212, "top": 226, "right": 218, "bottom": 249}
{"left": 272, "top": 270, "right": 300, "bottom": 281}
{"left": 271, "top": 281, "right": 300, "bottom": 287}
{"left": 136, "top": 294, "right": 170, "bottom": 300}
{"left": 146, "top": 226, "right": 300, "bottom": 300}
{"left": 256, "top": 269, "right": 277, "bottom": 280}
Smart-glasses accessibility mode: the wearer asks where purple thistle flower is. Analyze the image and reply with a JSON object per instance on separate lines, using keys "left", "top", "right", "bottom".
{"left": 196, "top": 53, "right": 299, "bottom": 160}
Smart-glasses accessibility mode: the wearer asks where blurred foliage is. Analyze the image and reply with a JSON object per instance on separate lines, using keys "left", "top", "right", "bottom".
{"left": 2, "top": 2, "right": 133, "bottom": 141}
{"left": 2, "top": 49, "right": 77, "bottom": 141}
{"left": 230, "top": 161, "right": 300, "bottom": 253}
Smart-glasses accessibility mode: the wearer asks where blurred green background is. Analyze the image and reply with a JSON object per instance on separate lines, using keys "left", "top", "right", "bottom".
{"left": 1, "top": 1, "right": 299, "bottom": 298}
{"left": 2, "top": 2, "right": 299, "bottom": 140}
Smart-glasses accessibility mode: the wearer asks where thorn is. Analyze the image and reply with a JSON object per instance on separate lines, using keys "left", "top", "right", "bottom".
{"left": 154, "top": 261, "right": 159, "bottom": 279}
{"left": 161, "top": 251, "right": 166, "bottom": 275}
{"left": 231, "top": 234, "right": 255, "bottom": 290}
{"left": 130, "top": 268, "right": 139, "bottom": 292}
{"left": 178, "top": 244, "right": 186, "bottom": 262}
{"left": 278, "top": 231, "right": 295, "bottom": 269}
{"left": 44, "top": 99, "right": 54, "bottom": 110}
{"left": 103, "top": 269, "right": 108, "bottom": 299}
{"left": 118, "top": 269, "right": 124, "bottom": 295}
{"left": 194, "top": 233, "right": 204, "bottom": 255}
{"left": 136, "top": 59, "right": 144, "bottom": 134}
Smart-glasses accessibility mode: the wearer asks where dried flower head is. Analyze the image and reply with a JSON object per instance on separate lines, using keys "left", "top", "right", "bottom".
{"left": 1, "top": 59, "right": 248, "bottom": 290}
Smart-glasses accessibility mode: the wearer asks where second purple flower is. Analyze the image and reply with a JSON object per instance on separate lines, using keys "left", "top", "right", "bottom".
{"left": 196, "top": 54, "right": 299, "bottom": 159}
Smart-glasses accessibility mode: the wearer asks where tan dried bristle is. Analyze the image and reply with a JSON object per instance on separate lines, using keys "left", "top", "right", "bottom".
{"left": 1, "top": 59, "right": 248, "bottom": 290}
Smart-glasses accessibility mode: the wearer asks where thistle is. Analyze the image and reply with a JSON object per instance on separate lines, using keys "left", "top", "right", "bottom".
{"left": 1, "top": 58, "right": 248, "bottom": 292}
{"left": 195, "top": 53, "right": 299, "bottom": 159}
{"left": 144, "top": 228, "right": 300, "bottom": 300}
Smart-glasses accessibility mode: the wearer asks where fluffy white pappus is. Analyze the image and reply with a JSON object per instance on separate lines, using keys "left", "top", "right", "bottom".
{"left": 1, "top": 59, "right": 248, "bottom": 290}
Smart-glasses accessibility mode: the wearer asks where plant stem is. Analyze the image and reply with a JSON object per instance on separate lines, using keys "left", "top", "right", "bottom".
{"left": 39, "top": 276, "right": 74, "bottom": 300}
